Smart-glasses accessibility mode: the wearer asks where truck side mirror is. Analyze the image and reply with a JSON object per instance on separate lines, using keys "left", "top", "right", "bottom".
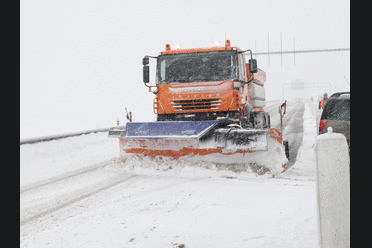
{"left": 142, "top": 57, "right": 149, "bottom": 65}
{"left": 249, "top": 59, "right": 258, "bottom": 73}
{"left": 143, "top": 65, "right": 149, "bottom": 84}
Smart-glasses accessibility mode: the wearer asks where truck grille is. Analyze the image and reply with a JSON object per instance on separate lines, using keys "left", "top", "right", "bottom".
{"left": 172, "top": 99, "right": 221, "bottom": 111}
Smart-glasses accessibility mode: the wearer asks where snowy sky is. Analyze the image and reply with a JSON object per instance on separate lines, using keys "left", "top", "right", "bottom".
{"left": 20, "top": 0, "right": 350, "bottom": 139}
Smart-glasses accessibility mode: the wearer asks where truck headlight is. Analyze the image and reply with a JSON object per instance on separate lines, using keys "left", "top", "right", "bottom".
{"left": 149, "top": 86, "right": 159, "bottom": 94}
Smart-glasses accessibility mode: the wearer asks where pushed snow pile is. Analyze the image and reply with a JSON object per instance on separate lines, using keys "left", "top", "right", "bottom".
{"left": 118, "top": 133, "right": 287, "bottom": 179}
{"left": 116, "top": 154, "right": 268, "bottom": 179}
{"left": 192, "top": 134, "right": 287, "bottom": 175}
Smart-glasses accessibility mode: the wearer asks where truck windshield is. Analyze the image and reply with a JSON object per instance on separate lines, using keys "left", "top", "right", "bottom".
{"left": 157, "top": 51, "right": 238, "bottom": 84}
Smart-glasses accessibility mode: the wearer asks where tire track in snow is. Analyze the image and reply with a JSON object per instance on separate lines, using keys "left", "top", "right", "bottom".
{"left": 20, "top": 158, "right": 121, "bottom": 194}
{"left": 121, "top": 176, "right": 205, "bottom": 201}
{"left": 20, "top": 174, "right": 138, "bottom": 226}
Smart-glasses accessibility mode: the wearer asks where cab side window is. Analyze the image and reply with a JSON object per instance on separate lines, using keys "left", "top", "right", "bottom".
{"left": 238, "top": 53, "right": 246, "bottom": 81}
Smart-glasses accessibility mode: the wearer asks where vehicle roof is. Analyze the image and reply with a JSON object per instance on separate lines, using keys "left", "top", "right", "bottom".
{"left": 329, "top": 92, "right": 350, "bottom": 99}
{"left": 161, "top": 46, "right": 241, "bottom": 55}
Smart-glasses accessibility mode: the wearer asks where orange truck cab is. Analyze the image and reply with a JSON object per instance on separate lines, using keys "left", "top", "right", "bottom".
{"left": 108, "top": 40, "right": 289, "bottom": 172}
{"left": 143, "top": 40, "right": 269, "bottom": 129}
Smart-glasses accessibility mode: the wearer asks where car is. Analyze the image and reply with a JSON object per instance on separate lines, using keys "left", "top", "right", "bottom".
{"left": 318, "top": 92, "right": 350, "bottom": 149}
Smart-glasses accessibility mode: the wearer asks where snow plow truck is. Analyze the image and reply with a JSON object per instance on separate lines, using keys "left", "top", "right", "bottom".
{"left": 109, "top": 40, "right": 289, "bottom": 174}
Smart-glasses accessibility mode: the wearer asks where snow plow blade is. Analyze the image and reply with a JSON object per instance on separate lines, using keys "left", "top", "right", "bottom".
{"left": 122, "top": 121, "right": 268, "bottom": 151}
{"left": 114, "top": 121, "right": 287, "bottom": 174}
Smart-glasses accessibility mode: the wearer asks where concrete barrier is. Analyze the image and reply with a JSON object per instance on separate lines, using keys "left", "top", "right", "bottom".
{"left": 315, "top": 127, "right": 350, "bottom": 247}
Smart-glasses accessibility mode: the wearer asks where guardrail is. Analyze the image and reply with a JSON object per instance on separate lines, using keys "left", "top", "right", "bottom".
{"left": 20, "top": 126, "right": 127, "bottom": 145}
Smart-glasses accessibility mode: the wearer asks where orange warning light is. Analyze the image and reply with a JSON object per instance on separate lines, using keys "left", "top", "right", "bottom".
{"left": 225, "top": 40, "right": 231, "bottom": 48}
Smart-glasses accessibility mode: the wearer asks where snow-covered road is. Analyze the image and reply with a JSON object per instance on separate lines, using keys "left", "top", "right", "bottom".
{"left": 20, "top": 102, "right": 320, "bottom": 247}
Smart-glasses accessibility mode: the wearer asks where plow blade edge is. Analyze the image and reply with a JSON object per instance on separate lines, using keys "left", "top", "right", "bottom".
{"left": 125, "top": 121, "right": 218, "bottom": 139}
{"left": 119, "top": 121, "right": 271, "bottom": 157}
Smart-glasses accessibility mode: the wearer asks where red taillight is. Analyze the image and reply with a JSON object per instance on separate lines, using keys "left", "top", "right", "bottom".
{"left": 319, "top": 119, "right": 327, "bottom": 132}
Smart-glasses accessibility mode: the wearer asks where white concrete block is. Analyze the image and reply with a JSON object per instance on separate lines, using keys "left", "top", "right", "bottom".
{"left": 315, "top": 127, "right": 350, "bottom": 247}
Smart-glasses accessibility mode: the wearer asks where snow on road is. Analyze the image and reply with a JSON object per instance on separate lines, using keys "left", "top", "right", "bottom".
{"left": 20, "top": 102, "right": 319, "bottom": 247}
{"left": 20, "top": 132, "right": 119, "bottom": 188}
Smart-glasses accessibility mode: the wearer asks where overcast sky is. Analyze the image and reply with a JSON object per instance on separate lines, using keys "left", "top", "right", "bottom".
{"left": 20, "top": 0, "right": 350, "bottom": 139}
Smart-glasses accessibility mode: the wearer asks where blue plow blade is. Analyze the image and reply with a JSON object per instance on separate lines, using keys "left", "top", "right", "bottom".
{"left": 125, "top": 120, "right": 218, "bottom": 139}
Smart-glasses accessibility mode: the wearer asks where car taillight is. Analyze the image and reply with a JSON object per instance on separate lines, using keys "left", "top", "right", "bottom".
{"left": 319, "top": 119, "right": 327, "bottom": 132}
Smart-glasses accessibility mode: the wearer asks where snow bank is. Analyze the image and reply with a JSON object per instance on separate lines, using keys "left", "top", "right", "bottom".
{"left": 280, "top": 102, "right": 317, "bottom": 180}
